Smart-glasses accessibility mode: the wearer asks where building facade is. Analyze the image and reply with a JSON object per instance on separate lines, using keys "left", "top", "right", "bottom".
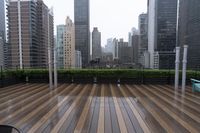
{"left": 0, "top": 37, "right": 3, "bottom": 68}
{"left": 178, "top": 0, "right": 200, "bottom": 69}
{"left": 132, "top": 35, "right": 140, "bottom": 64}
{"left": 64, "top": 17, "right": 75, "bottom": 69}
{"left": 7, "top": 0, "right": 54, "bottom": 69}
{"left": 148, "top": 0, "right": 177, "bottom": 69}
{"left": 0, "top": 0, "right": 5, "bottom": 39}
{"left": 74, "top": 0, "right": 90, "bottom": 67}
{"left": 56, "top": 25, "right": 65, "bottom": 69}
{"left": 92, "top": 27, "right": 101, "bottom": 60}
{"left": 118, "top": 39, "right": 133, "bottom": 64}
{"left": 0, "top": 0, "right": 6, "bottom": 68}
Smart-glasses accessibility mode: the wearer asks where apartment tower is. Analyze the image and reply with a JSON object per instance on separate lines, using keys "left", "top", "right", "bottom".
{"left": 64, "top": 16, "right": 75, "bottom": 69}
{"left": 8, "top": 0, "right": 54, "bottom": 69}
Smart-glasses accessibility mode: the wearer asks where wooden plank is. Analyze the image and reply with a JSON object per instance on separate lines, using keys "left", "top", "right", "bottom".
{"left": 113, "top": 85, "right": 138, "bottom": 133}
{"left": 81, "top": 85, "right": 98, "bottom": 133}
{"left": 50, "top": 84, "right": 91, "bottom": 133}
{"left": 110, "top": 84, "right": 128, "bottom": 133}
{"left": 0, "top": 84, "right": 48, "bottom": 110}
{"left": 164, "top": 85, "right": 200, "bottom": 101}
{"left": 150, "top": 85, "right": 200, "bottom": 116}
{"left": 143, "top": 85, "right": 200, "bottom": 130}
{"left": 59, "top": 85, "right": 93, "bottom": 133}
{"left": 0, "top": 84, "right": 49, "bottom": 116}
{"left": 74, "top": 84, "right": 97, "bottom": 132}
{"left": 97, "top": 84, "right": 105, "bottom": 133}
{"left": 118, "top": 85, "right": 150, "bottom": 133}
{"left": 0, "top": 84, "right": 41, "bottom": 100}
{"left": 158, "top": 85, "right": 200, "bottom": 107}
{"left": 0, "top": 84, "right": 68, "bottom": 124}
{"left": 126, "top": 85, "right": 180, "bottom": 133}
{"left": 104, "top": 84, "right": 112, "bottom": 133}
{"left": 88, "top": 85, "right": 101, "bottom": 133}
{"left": 36, "top": 84, "right": 83, "bottom": 133}
{"left": 134, "top": 85, "right": 199, "bottom": 133}
{"left": 0, "top": 84, "right": 26, "bottom": 93}
{"left": 122, "top": 85, "right": 165, "bottom": 133}
{"left": 26, "top": 84, "right": 81, "bottom": 133}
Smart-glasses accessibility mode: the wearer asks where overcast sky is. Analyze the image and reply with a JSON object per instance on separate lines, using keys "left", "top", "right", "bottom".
{"left": 44, "top": 0, "right": 147, "bottom": 46}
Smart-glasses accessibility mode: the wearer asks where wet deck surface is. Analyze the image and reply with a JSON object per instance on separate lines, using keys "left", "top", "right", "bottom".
{"left": 0, "top": 84, "right": 200, "bottom": 133}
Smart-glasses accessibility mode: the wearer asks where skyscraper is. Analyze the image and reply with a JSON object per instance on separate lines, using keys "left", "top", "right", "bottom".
{"left": 92, "top": 27, "right": 101, "bottom": 60}
{"left": 8, "top": 0, "right": 54, "bottom": 69}
{"left": 138, "top": 13, "right": 148, "bottom": 67}
{"left": 148, "top": 0, "right": 177, "bottom": 69}
{"left": 118, "top": 39, "right": 133, "bottom": 64}
{"left": 0, "top": 0, "right": 6, "bottom": 68}
{"left": 0, "top": 36, "right": 3, "bottom": 68}
{"left": 56, "top": 25, "right": 66, "bottom": 69}
{"left": 138, "top": 13, "right": 148, "bottom": 54}
{"left": 74, "top": 0, "right": 90, "bottom": 67}
{"left": 64, "top": 16, "right": 75, "bottom": 69}
{"left": 0, "top": 0, "right": 5, "bottom": 38}
{"left": 178, "top": 0, "right": 200, "bottom": 69}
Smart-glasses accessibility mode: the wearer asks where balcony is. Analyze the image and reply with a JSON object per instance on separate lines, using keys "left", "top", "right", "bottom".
{"left": 0, "top": 83, "right": 199, "bottom": 132}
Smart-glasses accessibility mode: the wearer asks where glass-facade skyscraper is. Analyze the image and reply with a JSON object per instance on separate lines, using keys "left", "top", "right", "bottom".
{"left": 74, "top": 0, "right": 90, "bottom": 67}
{"left": 178, "top": 0, "right": 200, "bottom": 69}
{"left": 0, "top": 0, "right": 6, "bottom": 68}
{"left": 0, "top": 0, "right": 5, "bottom": 39}
{"left": 148, "top": 0, "right": 177, "bottom": 69}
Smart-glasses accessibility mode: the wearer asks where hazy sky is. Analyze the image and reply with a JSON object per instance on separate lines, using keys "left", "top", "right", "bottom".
{"left": 44, "top": 0, "right": 147, "bottom": 46}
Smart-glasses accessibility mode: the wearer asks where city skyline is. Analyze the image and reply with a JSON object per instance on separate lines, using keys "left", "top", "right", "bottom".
{"left": 43, "top": 0, "right": 147, "bottom": 46}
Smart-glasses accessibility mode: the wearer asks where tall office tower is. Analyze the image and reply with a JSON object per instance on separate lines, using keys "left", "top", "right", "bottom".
{"left": 0, "top": 37, "right": 3, "bottom": 68}
{"left": 56, "top": 25, "right": 66, "bottom": 69}
{"left": 8, "top": 0, "right": 54, "bottom": 69}
{"left": 138, "top": 13, "right": 148, "bottom": 54}
{"left": 132, "top": 35, "right": 139, "bottom": 64}
{"left": 118, "top": 39, "right": 133, "bottom": 64}
{"left": 105, "top": 38, "right": 115, "bottom": 58}
{"left": 148, "top": 0, "right": 177, "bottom": 69}
{"left": 74, "top": 0, "right": 90, "bottom": 67}
{"left": 138, "top": 13, "right": 148, "bottom": 66}
{"left": 113, "top": 38, "right": 118, "bottom": 59}
{"left": 0, "top": 0, "right": 6, "bottom": 68}
{"left": 0, "top": 0, "right": 5, "bottom": 39}
{"left": 64, "top": 16, "right": 75, "bottom": 69}
{"left": 178, "top": 0, "right": 200, "bottom": 69}
{"left": 92, "top": 27, "right": 101, "bottom": 60}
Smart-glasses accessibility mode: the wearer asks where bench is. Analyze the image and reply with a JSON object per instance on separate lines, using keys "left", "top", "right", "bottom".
{"left": 191, "top": 79, "right": 200, "bottom": 92}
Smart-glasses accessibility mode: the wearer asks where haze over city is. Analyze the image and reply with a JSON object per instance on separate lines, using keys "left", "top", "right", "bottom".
{"left": 44, "top": 0, "right": 147, "bottom": 46}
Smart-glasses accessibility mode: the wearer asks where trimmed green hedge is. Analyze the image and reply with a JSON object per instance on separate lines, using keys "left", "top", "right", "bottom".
{"left": 1, "top": 69, "right": 200, "bottom": 79}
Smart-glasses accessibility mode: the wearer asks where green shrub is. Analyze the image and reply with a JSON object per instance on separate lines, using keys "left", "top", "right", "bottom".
{"left": 1, "top": 69, "right": 200, "bottom": 80}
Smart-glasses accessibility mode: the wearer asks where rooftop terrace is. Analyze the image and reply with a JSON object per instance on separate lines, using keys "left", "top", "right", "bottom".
{"left": 0, "top": 84, "right": 200, "bottom": 133}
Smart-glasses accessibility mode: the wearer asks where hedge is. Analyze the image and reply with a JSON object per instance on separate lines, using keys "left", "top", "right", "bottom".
{"left": 1, "top": 69, "right": 200, "bottom": 79}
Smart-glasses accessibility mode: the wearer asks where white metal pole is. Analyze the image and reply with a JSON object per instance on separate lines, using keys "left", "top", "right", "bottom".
{"left": 54, "top": 47, "right": 57, "bottom": 88}
{"left": 175, "top": 47, "right": 180, "bottom": 89}
{"left": 48, "top": 11, "right": 53, "bottom": 90}
{"left": 182, "top": 45, "right": 188, "bottom": 92}
{"left": 18, "top": 0, "right": 23, "bottom": 69}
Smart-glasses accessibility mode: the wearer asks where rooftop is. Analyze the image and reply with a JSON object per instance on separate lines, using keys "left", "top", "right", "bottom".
{"left": 0, "top": 84, "right": 200, "bottom": 132}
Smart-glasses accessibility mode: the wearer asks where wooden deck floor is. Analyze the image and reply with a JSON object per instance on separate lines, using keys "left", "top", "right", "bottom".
{"left": 0, "top": 84, "right": 200, "bottom": 133}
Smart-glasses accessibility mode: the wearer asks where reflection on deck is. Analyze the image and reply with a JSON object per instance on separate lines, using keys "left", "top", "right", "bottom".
{"left": 0, "top": 83, "right": 200, "bottom": 133}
